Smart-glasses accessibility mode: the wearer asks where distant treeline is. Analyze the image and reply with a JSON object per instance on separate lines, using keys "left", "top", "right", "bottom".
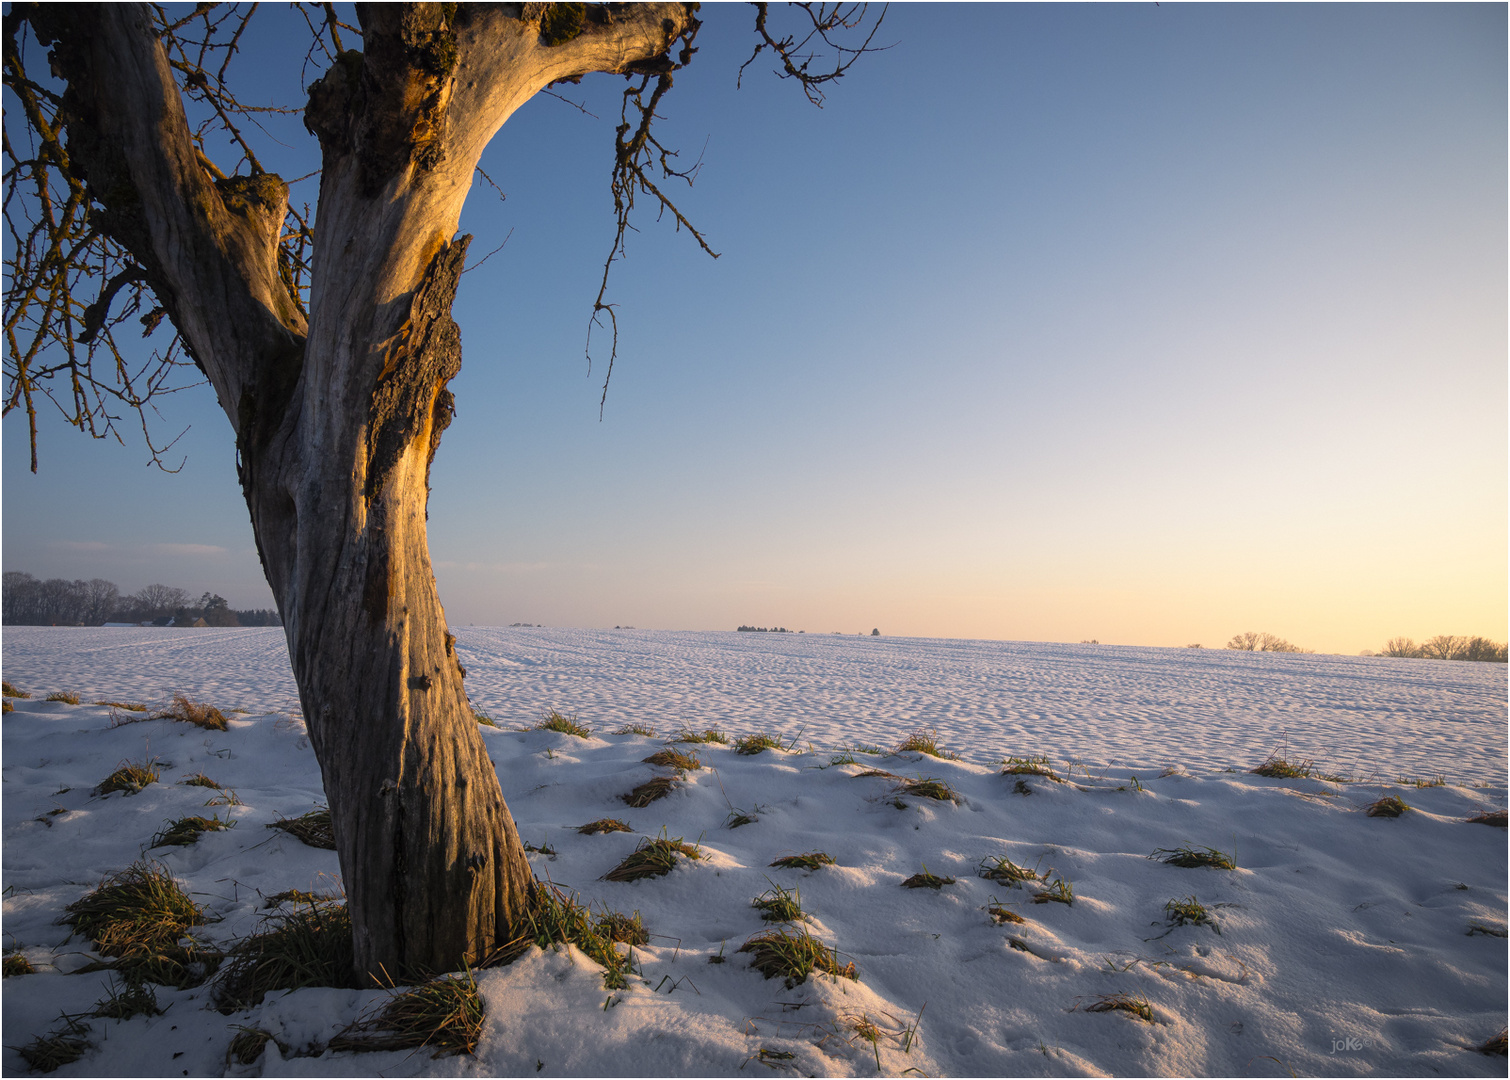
{"left": 1, "top": 572, "right": 280, "bottom": 627}
{"left": 737, "top": 625, "right": 791, "bottom": 633}
{"left": 1368, "top": 635, "right": 1507, "bottom": 663}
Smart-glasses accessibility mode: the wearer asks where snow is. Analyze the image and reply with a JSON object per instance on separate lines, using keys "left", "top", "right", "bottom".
{"left": 3, "top": 626, "right": 1506, "bottom": 1077}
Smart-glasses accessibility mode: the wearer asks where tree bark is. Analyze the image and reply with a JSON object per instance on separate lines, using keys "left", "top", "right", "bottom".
{"left": 41, "top": 0, "right": 696, "bottom": 979}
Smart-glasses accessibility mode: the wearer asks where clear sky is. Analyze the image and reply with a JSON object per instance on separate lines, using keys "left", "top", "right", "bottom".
{"left": 3, "top": 3, "right": 1505, "bottom": 654}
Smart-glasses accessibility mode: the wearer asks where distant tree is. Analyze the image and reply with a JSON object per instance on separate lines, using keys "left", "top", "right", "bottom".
{"left": 1461, "top": 636, "right": 1508, "bottom": 663}
{"left": 1420, "top": 635, "right": 1468, "bottom": 661}
{"left": 871, "top": 628, "right": 880, "bottom": 636}
{"left": 196, "top": 592, "right": 240, "bottom": 627}
{"left": 1226, "top": 631, "right": 1307, "bottom": 653}
{"left": 1380, "top": 637, "right": 1423, "bottom": 658}
{"left": 79, "top": 578, "right": 120, "bottom": 625}
{"left": 132, "top": 583, "right": 190, "bottom": 622}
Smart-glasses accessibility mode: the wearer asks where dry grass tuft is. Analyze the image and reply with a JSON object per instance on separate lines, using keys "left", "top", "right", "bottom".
{"left": 1250, "top": 755, "right": 1315, "bottom": 779}
{"left": 3, "top": 952, "right": 36, "bottom": 977}
{"left": 752, "top": 883, "right": 807, "bottom": 923}
{"left": 330, "top": 970, "right": 485, "bottom": 1057}
{"left": 1000, "top": 755, "right": 1063, "bottom": 782}
{"left": 897, "top": 776, "right": 960, "bottom": 803}
{"left": 1151, "top": 845, "right": 1236, "bottom": 870}
{"left": 642, "top": 747, "right": 701, "bottom": 771}
{"left": 2, "top": 680, "right": 31, "bottom": 698}
{"left": 262, "top": 888, "right": 334, "bottom": 909}
{"left": 62, "top": 861, "right": 209, "bottom": 952}
{"left": 1164, "top": 895, "right": 1218, "bottom": 932}
{"left": 735, "top": 732, "right": 783, "bottom": 756}
{"left": 93, "top": 758, "right": 160, "bottom": 796}
{"left": 151, "top": 814, "right": 235, "bottom": 848}
{"left": 577, "top": 817, "right": 634, "bottom": 835}
{"left": 614, "top": 722, "right": 657, "bottom": 736}
{"left": 1467, "top": 809, "right": 1507, "bottom": 828}
{"left": 151, "top": 692, "right": 229, "bottom": 730}
{"left": 987, "top": 904, "right": 1027, "bottom": 925}
{"left": 178, "top": 772, "right": 220, "bottom": 788}
{"left": 17, "top": 1017, "right": 91, "bottom": 1073}
{"left": 769, "top": 852, "right": 835, "bottom": 871}
{"left": 1365, "top": 795, "right": 1409, "bottom": 818}
{"left": 1032, "top": 877, "right": 1075, "bottom": 905}
{"left": 267, "top": 806, "right": 336, "bottom": 849}
{"left": 900, "top": 869, "right": 956, "bottom": 890}
{"left": 534, "top": 709, "right": 591, "bottom": 737}
{"left": 484, "top": 884, "right": 630, "bottom": 988}
{"left": 892, "top": 729, "right": 960, "bottom": 760}
{"left": 1477, "top": 1028, "right": 1508, "bottom": 1056}
{"left": 673, "top": 727, "right": 729, "bottom": 744}
{"left": 594, "top": 908, "right": 649, "bottom": 946}
{"left": 45, "top": 690, "right": 81, "bottom": 704}
{"left": 1085, "top": 994, "right": 1154, "bottom": 1023}
{"left": 738, "top": 928, "right": 857, "bottom": 986}
{"left": 853, "top": 768, "right": 903, "bottom": 781}
{"left": 978, "top": 855, "right": 1045, "bottom": 887}
{"left": 473, "top": 710, "right": 499, "bottom": 728}
{"left": 92, "top": 980, "right": 161, "bottom": 1020}
{"left": 96, "top": 700, "right": 148, "bottom": 711}
{"left": 603, "top": 836, "right": 702, "bottom": 883}
{"left": 212, "top": 901, "right": 356, "bottom": 1011}
{"left": 228, "top": 1026, "right": 277, "bottom": 1066}
{"left": 622, "top": 776, "right": 677, "bottom": 808}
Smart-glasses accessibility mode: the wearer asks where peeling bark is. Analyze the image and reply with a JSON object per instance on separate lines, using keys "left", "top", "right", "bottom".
{"left": 37, "top": 0, "right": 698, "bottom": 978}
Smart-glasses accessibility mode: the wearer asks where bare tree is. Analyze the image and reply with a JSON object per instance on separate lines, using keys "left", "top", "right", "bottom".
{"left": 1225, "top": 631, "right": 1307, "bottom": 653}
{"left": 78, "top": 577, "right": 119, "bottom": 624}
{"left": 1420, "top": 634, "right": 1468, "bottom": 661}
{"left": 133, "top": 583, "right": 191, "bottom": 621}
{"left": 1380, "top": 636, "right": 1422, "bottom": 658}
{"left": 3, "top": 2, "right": 884, "bottom": 979}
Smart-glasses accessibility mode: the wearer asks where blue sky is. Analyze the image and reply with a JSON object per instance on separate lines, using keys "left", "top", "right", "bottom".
{"left": 4, "top": 3, "right": 1505, "bottom": 653}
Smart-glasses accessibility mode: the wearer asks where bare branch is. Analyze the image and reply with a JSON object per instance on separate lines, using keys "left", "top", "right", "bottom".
{"left": 739, "top": 2, "right": 891, "bottom": 106}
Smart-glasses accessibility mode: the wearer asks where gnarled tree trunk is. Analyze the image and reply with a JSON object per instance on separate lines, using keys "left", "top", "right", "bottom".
{"left": 43, "top": 0, "right": 696, "bottom": 978}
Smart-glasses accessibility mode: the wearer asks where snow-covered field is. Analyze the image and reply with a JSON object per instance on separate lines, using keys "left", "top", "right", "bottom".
{"left": 3, "top": 626, "right": 1506, "bottom": 1076}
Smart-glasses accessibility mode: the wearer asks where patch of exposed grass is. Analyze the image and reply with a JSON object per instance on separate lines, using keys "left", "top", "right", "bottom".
{"left": 96, "top": 700, "right": 148, "bottom": 711}
{"left": 770, "top": 852, "right": 835, "bottom": 871}
{"left": 1365, "top": 796, "right": 1409, "bottom": 818}
{"left": 262, "top": 888, "right": 334, "bottom": 909}
{"left": 1397, "top": 774, "right": 1446, "bottom": 788}
{"left": 735, "top": 732, "right": 783, "bottom": 756}
{"left": 1085, "top": 994, "right": 1154, "bottom": 1023}
{"left": 900, "top": 869, "right": 956, "bottom": 890}
{"left": 1477, "top": 1028, "right": 1508, "bottom": 1056}
{"left": 897, "top": 776, "right": 960, "bottom": 804}
{"left": 151, "top": 692, "right": 228, "bottom": 731}
{"left": 987, "top": 903, "right": 1027, "bottom": 925}
{"left": 854, "top": 768, "right": 903, "bottom": 781}
{"left": 45, "top": 690, "right": 81, "bottom": 704}
{"left": 534, "top": 709, "right": 590, "bottom": 738}
{"left": 1250, "top": 755, "right": 1315, "bottom": 779}
{"left": 61, "top": 861, "right": 210, "bottom": 969}
{"left": 1151, "top": 845, "right": 1236, "bottom": 870}
{"left": 329, "top": 970, "right": 485, "bottom": 1057}
{"left": 603, "top": 835, "right": 702, "bottom": 883}
{"left": 473, "top": 710, "right": 499, "bottom": 728}
{"left": 752, "top": 883, "right": 807, "bottom": 923}
{"left": 1164, "top": 896, "right": 1218, "bottom": 933}
{"left": 17, "top": 1017, "right": 91, "bottom": 1073}
{"left": 213, "top": 901, "right": 356, "bottom": 1011}
{"left": 1467, "top": 809, "right": 1507, "bottom": 827}
{"left": 94, "top": 758, "right": 160, "bottom": 797}
{"left": 892, "top": 729, "right": 960, "bottom": 760}
{"left": 178, "top": 772, "right": 220, "bottom": 788}
{"left": 1468, "top": 921, "right": 1508, "bottom": 938}
{"left": 738, "top": 928, "right": 857, "bottom": 986}
{"left": 724, "top": 808, "right": 758, "bottom": 828}
{"left": 486, "top": 884, "right": 628, "bottom": 988}
{"left": 622, "top": 776, "right": 677, "bottom": 808}
{"left": 151, "top": 814, "right": 235, "bottom": 848}
{"left": 204, "top": 788, "right": 242, "bottom": 807}
{"left": 1001, "top": 755, "right": 1063, "bottom": 782}
{"left": 228, "top": 1026, "right": 277, "bottom": 1066}
{"left": 614, "top": 722, "right": 656, "bottom": 736}
{"left": 92, "top": 980, "right": 161, "bottom": 1020}
{"left": 578, "top": 817, "right": 633, "bottom": 835}
{"left": 2, "top": 680, "right": 30, "bottom": 698}
{"left": 4, "top": 953, "right": 36, "bottom": 977}
{"left": 2, "top": 698, "right": 10, "bottom": 714}
{"left": 594, "top": 908, "right": 648, "bottom": 946}
{"left": 673, "top": 726, "right": 728, "bottom": 744}
{"left": 642, "top": 748, "right": 701, "bottom": 771}
{"left": 1032, "top": 877, "right": 1075, "bottom": 905}
{"left": 267, "top": 806, "right": 335, "bottom": 849}
{"left": 978, "top": 855, "right": 1045, "bottom": 887}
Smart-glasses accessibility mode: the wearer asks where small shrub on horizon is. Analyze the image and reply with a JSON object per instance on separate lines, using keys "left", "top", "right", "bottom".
{"left": 45, "top": 690, "right": 81, "bottom": 704}
{"left": 534, "top": 709, "right": 591, "bottom": 738}
{"left": 1226, "top": 631, "right": 1309, "bottom": 654}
